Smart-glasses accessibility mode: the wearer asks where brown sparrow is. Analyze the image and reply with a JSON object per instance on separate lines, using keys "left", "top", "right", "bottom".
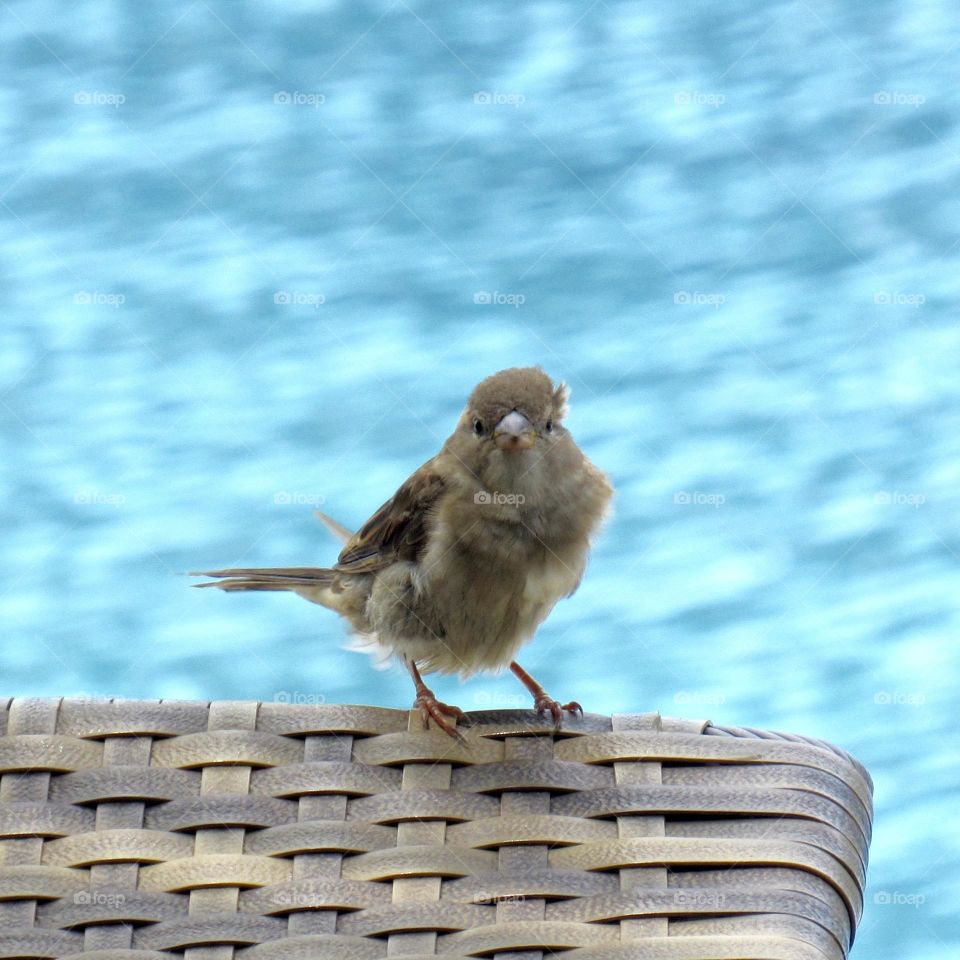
{"left": 194, "top": 367, "right": 612, "bottom": 740}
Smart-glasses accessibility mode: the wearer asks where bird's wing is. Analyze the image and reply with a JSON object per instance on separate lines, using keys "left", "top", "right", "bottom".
{"left": 334, "top": 462, "right": 447, "bottom": 573}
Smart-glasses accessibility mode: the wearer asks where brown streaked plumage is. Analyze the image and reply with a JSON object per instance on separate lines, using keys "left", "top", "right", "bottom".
{"left": 193, "top": 367, "right": 612, "bottom": 740}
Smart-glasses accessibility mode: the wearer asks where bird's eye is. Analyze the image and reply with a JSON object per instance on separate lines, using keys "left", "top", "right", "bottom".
{"left": 473, "top": 418, "right": 484, "bottom": 435}
{"left": 545, "top": 419, "right": 553, "bottom": 433}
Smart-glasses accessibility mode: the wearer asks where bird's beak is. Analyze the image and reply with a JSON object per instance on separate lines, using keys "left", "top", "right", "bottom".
{"left": 494, "top": 410, "right": 535, "bottom": 452}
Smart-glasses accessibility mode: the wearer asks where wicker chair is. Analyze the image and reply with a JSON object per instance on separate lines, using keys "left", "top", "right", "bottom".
{"left": 0, "top": 698, "right": 871, "bottom": 959}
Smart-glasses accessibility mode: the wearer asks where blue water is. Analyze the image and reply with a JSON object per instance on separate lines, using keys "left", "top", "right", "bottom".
{"left": 2, "top": 1, "right": 958, "bottom": 955}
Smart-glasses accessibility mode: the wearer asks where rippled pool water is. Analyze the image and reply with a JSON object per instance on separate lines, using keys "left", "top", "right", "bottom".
{"left": 2, "top": 2, "right": 959, "bottom": 956}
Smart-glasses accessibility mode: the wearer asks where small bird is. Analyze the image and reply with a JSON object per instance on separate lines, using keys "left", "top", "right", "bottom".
{"left": 193, "top": 367, "right": 612, "bottom": 740}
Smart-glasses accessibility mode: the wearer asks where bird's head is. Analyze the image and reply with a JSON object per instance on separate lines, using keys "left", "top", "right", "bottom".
{"left": 449, "top": 366, "right": 576, "bottom": 496}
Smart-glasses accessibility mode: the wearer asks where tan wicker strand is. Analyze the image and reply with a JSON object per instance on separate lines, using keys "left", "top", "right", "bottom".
{"left": 609, "top": 710, "right": 670, "bottom": 945}
{"left": 284, "top": 725, "right": 359, "bottom": 940}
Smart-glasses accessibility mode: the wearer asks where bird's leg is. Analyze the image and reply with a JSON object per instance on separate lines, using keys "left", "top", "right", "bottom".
{"left": 510, "top": 661, "right": 583, "bottom": 730}
{"left": 406, "top": 659, "right": 467, "bottom": 743}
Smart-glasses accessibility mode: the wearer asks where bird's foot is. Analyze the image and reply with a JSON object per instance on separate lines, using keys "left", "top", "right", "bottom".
{"left": 509, "top": 661, "right": 583, "bottom": 732}
{"left": 533, "top": 694, "right": 583, "bottom": 730}
{"left": 414, "top": 690, "right": 468, "bottom": 745}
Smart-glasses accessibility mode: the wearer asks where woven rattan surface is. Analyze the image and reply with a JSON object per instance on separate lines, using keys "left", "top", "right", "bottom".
{"left": 0, "top": 698, "right": 872, "bottom": 959}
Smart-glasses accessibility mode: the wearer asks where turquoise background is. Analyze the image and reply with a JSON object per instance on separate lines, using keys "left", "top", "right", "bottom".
{"left": 2, "top": 2, "right": 958, "bottom": 955}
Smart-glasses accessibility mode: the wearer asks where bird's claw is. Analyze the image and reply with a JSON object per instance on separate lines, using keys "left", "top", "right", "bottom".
{"left": 533, "top": 695, "right": 583, "bottom": 730}
{"left": 414, "top": 692, "right": 468, "bottom": 745}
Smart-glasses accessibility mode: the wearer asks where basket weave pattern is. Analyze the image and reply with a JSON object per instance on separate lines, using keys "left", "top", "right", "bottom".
{"left": 0, "top": 698, "right": 872, "bottom": 959}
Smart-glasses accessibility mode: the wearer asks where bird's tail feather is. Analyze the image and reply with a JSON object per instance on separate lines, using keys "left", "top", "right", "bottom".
{"left": 191, "top": 567, "right": 335, "bottom": 593}
{"left": 191, "top": 512, "right": 355, "bottom": 593}
{"left": 314, "top": 511, "right": 355, "bottom": 545}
